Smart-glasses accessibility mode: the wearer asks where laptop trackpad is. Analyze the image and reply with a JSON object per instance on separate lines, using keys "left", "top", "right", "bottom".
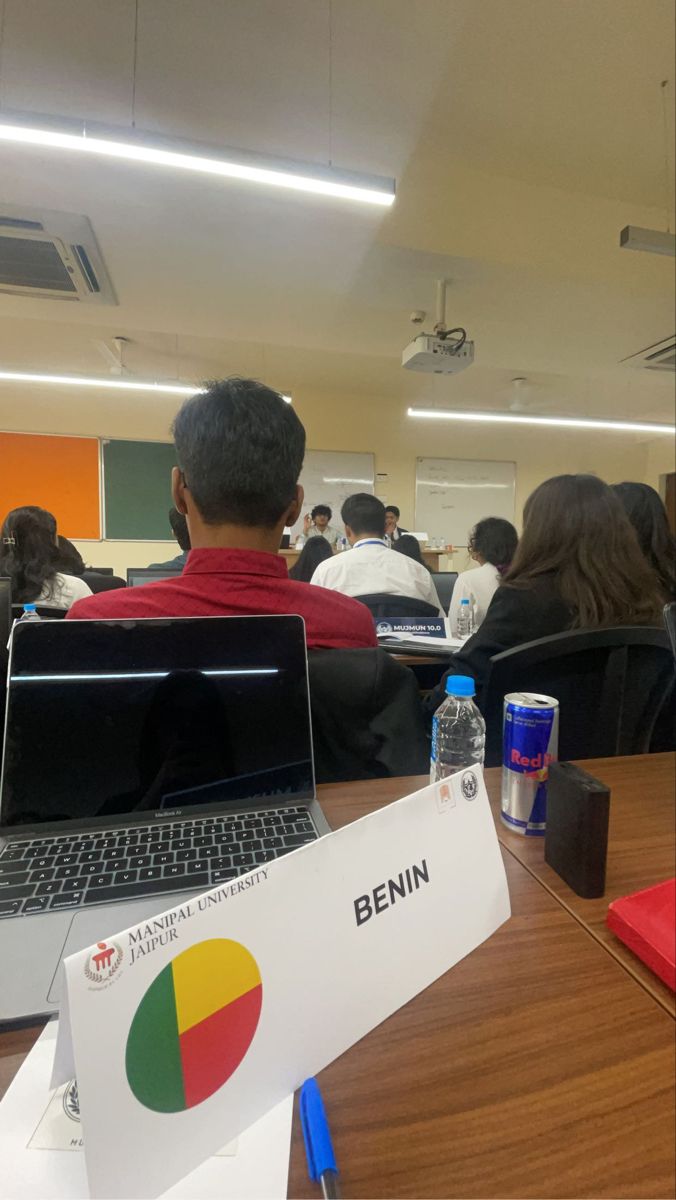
{"left": 47, "top": 893, "right": 194, "bottom": 1005}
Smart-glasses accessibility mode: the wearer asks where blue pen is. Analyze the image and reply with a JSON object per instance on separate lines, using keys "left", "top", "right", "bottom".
{"left": 300, "top": 1078, "right": 341, "bottom": 1199}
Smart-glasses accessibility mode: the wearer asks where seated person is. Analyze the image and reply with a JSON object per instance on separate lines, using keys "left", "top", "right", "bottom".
{"left": 68, "top": 378, "right": 376, "bottom": 651}
{"left": 148, "top": 506, "right": 191, "bottom": 571}
{"left": 289, "top": 535, "right": 333, "bottom": 582}
{"left": 311, "top": 492, "right": 443, "bottom": 614}
{"left": 612, "top": 482, "right": 675, "bottom": 602}
{"left": 428, "top": 474, "right": 664, "bottom": 708}
{"left": 448, "top": 517, "right": 518, "bottom": 635}
{"left": 303, "top": 504, "right": 342, "bottom": 546}
{"left": 56, "top": 535, "right": 85, "bottom": 576}
{"left": 0, "top": 506, "right": 92, "bottom": 611}
{"left": 384, "top": 504, "right": 407, "bottom": 544}
{"left": 392, "top": 533, "right": 427, "bottom": 566}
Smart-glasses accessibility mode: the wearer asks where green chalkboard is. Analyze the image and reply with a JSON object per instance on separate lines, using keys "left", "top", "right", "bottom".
{"left": 103, "top": 439, "right": 177, "bottom": 539}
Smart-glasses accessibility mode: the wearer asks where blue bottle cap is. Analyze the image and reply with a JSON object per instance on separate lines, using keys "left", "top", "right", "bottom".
{"left": 460, "top": 598, "right": 470, "bottom": 605}
{"left": 23, "top": 603, "right": 37, "bottom": 612}
{"left": 445, "top": 674, "right": 476, "bottom": 696}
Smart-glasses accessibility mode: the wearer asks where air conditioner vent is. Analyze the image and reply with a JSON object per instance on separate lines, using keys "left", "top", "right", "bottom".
{"left": 0, "top": 236, "right": 78, "bottom": 292}
{"left": 621, "top": 336, "right": 676, "bottom": 373}
{"left": 0, "top": 205, "right": 116, "bottom": 305}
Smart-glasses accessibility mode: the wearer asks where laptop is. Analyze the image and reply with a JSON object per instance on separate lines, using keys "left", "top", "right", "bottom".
{"left": 126, "top": 567, "right": 183, "bottom": 587}
{"left": 0, "top": 615, "right": 329, "bottom": 1022}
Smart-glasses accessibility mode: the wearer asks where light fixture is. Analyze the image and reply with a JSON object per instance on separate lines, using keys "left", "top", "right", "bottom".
{"left": 407, "top": 408, "right": 674, "bottom": 435}
{"left": 0, "top": 370, "right": 292, "bottom": 402}
{"left": 0, "top": 116, "right": 395, "bottom": 208}
{"left": 619, "top": 226, "right": 675, "bottom": 257}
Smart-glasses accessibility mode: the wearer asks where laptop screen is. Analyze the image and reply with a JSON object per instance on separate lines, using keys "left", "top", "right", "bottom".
{"left": 126, "top": 568, "right": 182, "bottom": 587}
{"left": 1, "top": 616, "right": 314, "bottom": 831}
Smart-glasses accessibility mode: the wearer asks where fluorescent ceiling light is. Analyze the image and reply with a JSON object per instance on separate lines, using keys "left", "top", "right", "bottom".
{"left": 619, "top": 225, "right": 676, "bottom": 257}
{"left": 0, "top": 117, "right": 395, "bottom": 207}
{"left": 407, "top": 408, "right": 674, "bottom": 435}
{"left": 0, "top": 370, "right": 292, "bottom": 402}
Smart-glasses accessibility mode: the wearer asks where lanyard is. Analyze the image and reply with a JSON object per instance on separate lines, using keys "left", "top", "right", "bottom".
{"left": 354, "top": 539, "right": 387, "bottom": 549}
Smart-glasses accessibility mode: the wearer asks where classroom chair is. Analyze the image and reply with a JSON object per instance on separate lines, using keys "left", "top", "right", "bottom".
{"left": 481, "top": 626, "right": 674, "bottom": 766}
{"left": 430, "top": 571, "right": 458, "bottom": 612}
{"left": 82, "top": 570, "right": 126, "bottom": 594}
{"left": 354, "top": 594, "right": 441, "bottom": 620}
{"left": 307, "top": 648, "right": 429, "bottom": 783}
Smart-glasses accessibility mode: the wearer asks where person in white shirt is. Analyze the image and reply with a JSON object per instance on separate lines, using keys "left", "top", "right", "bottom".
{"left": 302, "top": 504, "right": 342, "bottom": 546}
{"left": 311, "top": 493, "right": 443, "bottom": 614}
{"left": 0, "top": 505, "right": 92, "bottom": 612}
{"left": 448, "top": 517, "right": 518, "bottom": 635}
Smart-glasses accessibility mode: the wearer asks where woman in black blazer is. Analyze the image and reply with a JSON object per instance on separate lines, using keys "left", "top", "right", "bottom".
{"left": 431, "top": 474, "right": 664, "bottom": 708}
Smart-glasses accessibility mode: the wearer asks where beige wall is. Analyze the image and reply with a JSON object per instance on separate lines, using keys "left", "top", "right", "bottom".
{"left": 1, "top": 384, "right": 673, "bottom": 578}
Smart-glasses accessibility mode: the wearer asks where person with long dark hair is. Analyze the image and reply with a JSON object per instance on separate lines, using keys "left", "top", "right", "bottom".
{"left": 431, "top": 475, "right": 664, "bottom": 704}
{"left": 448, "top": 517, "right": 518, "bottom": 634}
{"left": 612, "top": 482, "right": 675, "bottom": 601}
{"left": 289, "top": 535, "right": 333, "bottom": 582}
{"left": 56, "top": 535, "right": 85, "bottom": 576}
{"left": 0, "top": 506, "right": 91, "bottom": 610}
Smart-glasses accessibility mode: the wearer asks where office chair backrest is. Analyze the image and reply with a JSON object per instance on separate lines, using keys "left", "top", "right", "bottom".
{"left": 307, "top": 648, "right": 429, "bottom": 783}
{"left": 430, "top": 572, "right": 458, "bottom": 613}
{"left": 354, "top": 593, "right": 441, "bottom": 619}
{"left": 82, "top": 570, "right": 126, "bottom": 594}
{"left": 85, "top": 566, "right": 114, "bottom": 575}
{"left": 482, "top": 625, "right": 674, "bottom": 766}
{"left": 11, "top": 604, "right": 68, "bottom": 621}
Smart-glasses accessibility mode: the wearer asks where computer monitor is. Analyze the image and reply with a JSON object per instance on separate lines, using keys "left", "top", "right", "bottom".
{"left": 126, "top": 567, "right": 183, "bottom": 587}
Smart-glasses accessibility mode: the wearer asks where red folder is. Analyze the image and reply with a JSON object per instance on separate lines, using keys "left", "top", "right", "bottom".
{"left": 607, "top": 878, "right": 676, "bottom": 991}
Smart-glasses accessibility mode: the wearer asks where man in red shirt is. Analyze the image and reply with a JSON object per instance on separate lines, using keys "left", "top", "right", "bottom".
{"left": 68, "top": 379, "right": 376, "bottom": 651}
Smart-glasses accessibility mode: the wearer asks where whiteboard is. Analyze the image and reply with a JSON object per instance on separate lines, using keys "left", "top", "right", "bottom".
{"left": 415, "top": 458, "right": 516, "bottom": 546}
{"left": 288, "top": 450, "right": 375, "bottom": 539}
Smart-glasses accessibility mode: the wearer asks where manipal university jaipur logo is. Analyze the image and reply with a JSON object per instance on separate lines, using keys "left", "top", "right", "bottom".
{"left": 125, "top": 939, "right": 263, "bottom": 1112}
{"left": 461, "top": 770, "right": 479, "bottom": 800}
{"left": 84, "top": 940, "right": 124, "bottom": 985}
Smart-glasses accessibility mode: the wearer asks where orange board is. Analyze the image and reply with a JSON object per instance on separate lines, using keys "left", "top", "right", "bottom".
{"left": 0, "top": 432, "right": 101, "bottom": 539}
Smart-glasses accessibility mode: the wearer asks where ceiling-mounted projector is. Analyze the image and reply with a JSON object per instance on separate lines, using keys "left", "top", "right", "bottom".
{"left": 401, "top": 278, "right": 474, "bottom": 374}
{"left": 402, "top": 333, "right": 474, "bottom": 374}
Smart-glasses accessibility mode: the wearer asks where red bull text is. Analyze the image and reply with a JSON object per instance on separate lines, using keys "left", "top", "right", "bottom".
{"left": 501, "top": 693, "right": 559, "bottom": 836}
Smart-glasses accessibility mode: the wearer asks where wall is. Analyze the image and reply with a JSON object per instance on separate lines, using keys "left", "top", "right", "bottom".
{"left": 1, "top": 384, "right": 673, "bottom": 578}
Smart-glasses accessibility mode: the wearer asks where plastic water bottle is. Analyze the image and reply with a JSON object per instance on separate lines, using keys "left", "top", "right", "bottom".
{"left": 430, "top": 675, "right": 486, "bottom": 782}
{"left": 294, "top": 534, "right": 305, "bottom": 550}
{"left": 17, "top": 603, "right": 41, "bottom": 624}
{"left": 339, "top": 536, "right": 349, "bottom": 552}
{"left": 456, "top": 597, "right": 474, "bottom": 639}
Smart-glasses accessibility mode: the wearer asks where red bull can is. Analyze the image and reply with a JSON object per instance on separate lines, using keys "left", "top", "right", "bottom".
{"left": 501, "top": 693, "right": 559, "bottom": 835}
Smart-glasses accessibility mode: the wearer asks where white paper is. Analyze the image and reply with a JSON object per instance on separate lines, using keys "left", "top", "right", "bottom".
{"left": 0, "top": 1023, "right": 293, "bottom": 1199}
{"left": 56, "top": 769, "right": 510, "bottom": 1199}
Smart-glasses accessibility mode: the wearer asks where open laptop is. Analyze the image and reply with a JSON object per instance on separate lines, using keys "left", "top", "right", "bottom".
{"left": 0, "top": 615, "right": 328, "bottom": 1022}
{"left": 126, "top": 567, "right": 183, "bottom": 587}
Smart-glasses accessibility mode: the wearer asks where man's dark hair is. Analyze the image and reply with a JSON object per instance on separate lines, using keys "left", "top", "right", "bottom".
{"left": 311, "top": 504, "right": 332, "bottom": 521}
{"left": 172, "top": 379, "right": 305, "bottom": 527}
{"left": 341, "top": 493, "right": 386, "bottom": 538}
{"left": 168, "top": 507, "right": 191, "bottom": 551}
{"left": 385, "top": 505, "right": 400, "bottom": 520}
{"left": 468, "top": 517, "right": 518, "bottom": 574}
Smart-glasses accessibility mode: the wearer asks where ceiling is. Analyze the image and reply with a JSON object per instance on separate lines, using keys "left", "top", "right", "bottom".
{"left": 0, "top": 0, "right": 674, "bottom": 424}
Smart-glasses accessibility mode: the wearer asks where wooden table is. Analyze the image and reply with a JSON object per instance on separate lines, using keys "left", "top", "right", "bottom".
{"left": 488, "top": 754, "right": 676, "bottom": 1017}
{"left": 0, "top": 760, "right": 674, "bottom": 1199}
{"left": 279, "top": 548, "right": 444, "bottom": 571}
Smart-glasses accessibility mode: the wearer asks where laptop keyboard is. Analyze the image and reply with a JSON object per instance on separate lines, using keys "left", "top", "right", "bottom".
{"left": 0, "top": 807, "right": 318, "bottom": 918}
